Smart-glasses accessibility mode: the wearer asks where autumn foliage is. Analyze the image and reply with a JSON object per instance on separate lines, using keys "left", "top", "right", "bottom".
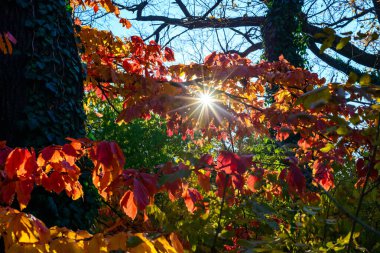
{"left": 1, "top": 1, "right": 380, "bottom": 252}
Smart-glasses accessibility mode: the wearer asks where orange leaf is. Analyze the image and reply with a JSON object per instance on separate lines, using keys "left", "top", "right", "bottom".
{"left": 5, "top": 148, "right": 37, "bottom": 179}
{"left": 120, "top": 190, "right": 137, "bottom": 220}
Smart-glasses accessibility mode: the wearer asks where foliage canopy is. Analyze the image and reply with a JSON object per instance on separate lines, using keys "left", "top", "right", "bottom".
{"left": 0, "top": 0, "right": 379, "bottom": 252}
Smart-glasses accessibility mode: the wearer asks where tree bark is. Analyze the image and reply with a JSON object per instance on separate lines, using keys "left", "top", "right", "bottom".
{"left": 0, "top": 0, "right": 96, "bottom": 232}
{"left": 0, "top": 0, "right": 85, "bottom": 148}
{"left": 261, "top": 0, "right": 305, "bottom": 67}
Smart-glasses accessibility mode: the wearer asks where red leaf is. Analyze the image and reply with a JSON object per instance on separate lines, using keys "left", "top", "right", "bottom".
{"left": 119, "top": 18, "right": 132, "bottom": 29}
{"left": 93, "top": 4, "right": 99, "bottom": 13}
{"left": 204, "top": 52, "right": 217, "bottom": 66}
{"left": 16, "top": 179, "right": 34, "bottom": 210}
{"left": 355, "top": 158, "right": 377, "bottom": 181}
{"left": 231, "top": 174, "right": 244, "bottom": 190}
{"left": 92, "top": 141, "right": 113, "bottom": 167}
{"left": 182, "top": 188, "right": 203, "bottom": 213}
{"left": 42, "top": 171, "right": 65, "bottom": 194}
{"left": 133, "top": 178, "right": 149, "bottom": 210}
{"left": 122, "top": 59, "right": 141, "bottom": 73}
{"left": 0, "top": 181, "right": 16, "bottom": 205}
{"left": 91, "top": 141, "right": 125, "bottom": 195}
{"left": 5, "top": 148, "right": 37, "bottom": 179}
{"left": 164, "top": 47, "right": 175, "bottom": 61}
{"left": 313, "top": 160, "right": 334, "bottom": 191}
{"left": 247, "top": 175, "right": 260, "bottom": 192}
{"left": 197, "top": 171, "right": 211, "bottom": 192}
{"left": 286, "top": 166, "right": 306, "bottom": 196}
{"left": 138, "top": 173, "right": 158, "bottom": 195}
{"left": 62, "top": 143, "right": 77, "bottom": 157}
{"left": 120, "top": 190, "right": 137, "bottom": 220}
{"left": 315, "top": 168, "right": 334, "bottom": 191}
{"left": 199, "top": 154, "right": 213, "bottom": 167}
{"left": 215, "top": 172, "right": 231, "bottom": 198}
{"left": 131, "top": 36, "right": 144, "bottom": 44}
{"left": 279, "top": 169, "right": 287, "bottom": 181}
{"left": 216, "top": 151, "right": 247, "bottom": 174}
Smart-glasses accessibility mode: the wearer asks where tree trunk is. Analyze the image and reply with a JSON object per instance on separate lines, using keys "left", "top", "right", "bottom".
{"left": 261, "top": 0, "right": 305, "bottom": 67}
{"left": 0, "top": 0, "right": 85, "bottom": 148}
{"left": 0, "top": 0, "right": 98, "bottom": 231}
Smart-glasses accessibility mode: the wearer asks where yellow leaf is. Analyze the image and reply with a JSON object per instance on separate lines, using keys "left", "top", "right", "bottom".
{"left": 50, "top": 238, "right": 84, "bottom": 253}
{"left": 359, "top": 74, "right": 371, "bottom": 86}
{"left": 8, "top": 213, "right": 50, "bottom": 244}
{"left": 85, "top": 233, "right": 107, "bottom": 253}
{"left": 259, "top": 114, "right": 266, "bottom": 123}
{"left": 128, "top": 233, "right": 157, "bottom": 253}
{"left": 336, "top": 37, "right": 350, "bottom": 50}
{"left": 8, "top": 243, "right": 48, "bottom": 253}
{"left": 336, "top": 126, "right": 349, "bottom": 136}
{"left": 347, "top": 72, "right": 358, "bottom": 85}
{"left": 320, "top": 143, "right": 334, "bottom": 153}
{"left": 320, "top": 35, "right": 335, "bottom": 54}
{"left": 107, "top": 232, "right": 128, "bottom": 251}
{"left": 323, "top": 27, "right": 336, "bottom": 35}
{"left": 313, "top": 33, "right": 326, "bottom": 39}
{"left": 154, "top": 236, "right": 177, "bottom": 253}
{"left": 296, "top": 86, "right": 331, "bottom": 109}
{"left": 170, "top": 233, "right": 184, "bottom": 253}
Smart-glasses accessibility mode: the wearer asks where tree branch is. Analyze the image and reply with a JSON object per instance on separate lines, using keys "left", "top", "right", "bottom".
{"left": 347, "top": 113, "right": 380, "bottom": 252}
{"left": 227, "top": 42, "right": 263, "bottom": 57}
{"left": 203, "top": 0, "right": 223, "bottom": 18}
{"left": 308, "top": 41, "right": 357, "bottom": 75}
{"left": 305, "top": 24, "right": 380, "bottom": 69}
{"left": 132, "top": 15, "right": 265, "bottom": 29}
{"left": 308, "top": 42, "right": 380, "bottom": 84}
{"left": 372, "top": 0, "right": 380, "bottom": 24}
{"left": 316, "top": 7, "right": 374, "bottom": 28}
{"left": 175, "top": 0, "right": 191, "bottom": 17}
{"left": 316, "top": 181, "right": 380, "bottom": 238}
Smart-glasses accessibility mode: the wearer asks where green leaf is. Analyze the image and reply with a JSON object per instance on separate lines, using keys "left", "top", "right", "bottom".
{"left": 336, "top": 37, "right": 350, "bottom": 50}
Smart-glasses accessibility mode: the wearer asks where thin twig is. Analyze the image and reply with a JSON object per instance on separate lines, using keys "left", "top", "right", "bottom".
{"left": 211, "top": 173, "right": 230, "bottom": 251}
{"left": 347, "top": 113, "right": 380, "bottom": 252}
{"left": 315, "top": 181, "right": 380, "bottom": 238}
{"left": 101, "top": 199, "right": 124, "bottom": 219}
{"left": 96, "top": 84, "right": 121, "bottom": 114}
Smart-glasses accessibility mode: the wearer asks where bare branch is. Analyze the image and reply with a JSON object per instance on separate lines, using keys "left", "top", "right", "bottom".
{"left": 227, "top": 42, "right": 263, "bottom": 57}
{"left": 132, "top": 15, "right": 265, "bottom": 29}
{"left": 203, "top": 0, "right": 223, "bottom": 18}
{"left": 175, "top": 0, "right": 192, "bottom": 17}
